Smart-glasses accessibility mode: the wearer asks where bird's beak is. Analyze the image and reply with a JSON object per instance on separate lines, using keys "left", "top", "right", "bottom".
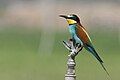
{"left": 59, "top": 15, "right": 68, "bottom": 19}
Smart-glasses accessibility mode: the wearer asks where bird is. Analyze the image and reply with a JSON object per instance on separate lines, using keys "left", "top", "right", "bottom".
{"left": 60, "top": 14, "right": 111, "bottom": 79}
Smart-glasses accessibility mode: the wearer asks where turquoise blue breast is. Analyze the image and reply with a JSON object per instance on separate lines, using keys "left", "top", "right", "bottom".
{"left": 68, "top": 24, "right": 76, "bottom": 37}
{"left": 68, "top": 24, "right": 83, "bottom": 44}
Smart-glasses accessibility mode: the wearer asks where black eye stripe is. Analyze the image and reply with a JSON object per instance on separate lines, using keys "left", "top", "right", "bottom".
{"left": 68, "top": 17, "right": 77, "bottom": 21}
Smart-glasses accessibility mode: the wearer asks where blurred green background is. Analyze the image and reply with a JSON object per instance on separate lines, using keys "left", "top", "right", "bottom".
{"left": 0, "top": 0, "right": 120, "bottom": 80}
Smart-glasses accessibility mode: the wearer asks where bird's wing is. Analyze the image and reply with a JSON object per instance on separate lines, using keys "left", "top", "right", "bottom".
{"left": 76, "top": 24, "right": 111, "bottom": 79}
{"left": 76, "top": 24, "right": 92, "bottom": 44}
{"left": 76, "top": 24, "right": 103, "bottom": 63}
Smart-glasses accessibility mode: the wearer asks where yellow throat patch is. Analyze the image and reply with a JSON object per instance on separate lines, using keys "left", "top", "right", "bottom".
{"left": 67, "top": 19, "right": 77, "bottom": 24}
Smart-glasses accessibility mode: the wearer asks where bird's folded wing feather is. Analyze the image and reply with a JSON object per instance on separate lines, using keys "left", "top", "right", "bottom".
{"left": 76, "top": 24, "right": 92, "bottom": 44}
{"left": 76, "top": 24, "right": 103, "bottom": 63}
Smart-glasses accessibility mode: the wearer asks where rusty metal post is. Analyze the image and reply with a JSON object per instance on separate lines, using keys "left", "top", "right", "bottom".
{"left": 63, "top": 39, "right": 83, "bottom": 80}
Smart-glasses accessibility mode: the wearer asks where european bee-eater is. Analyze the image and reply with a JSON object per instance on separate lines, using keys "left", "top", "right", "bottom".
{"left": 60, "top": 14, "right": 110, "bottom": 78}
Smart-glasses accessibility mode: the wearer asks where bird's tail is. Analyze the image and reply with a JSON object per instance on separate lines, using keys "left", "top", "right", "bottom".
{"left": 100, "top": 62, "right": 112, "bottom": 80}
{"left": 84, "top": 44, "right": 111, "bottom": 80}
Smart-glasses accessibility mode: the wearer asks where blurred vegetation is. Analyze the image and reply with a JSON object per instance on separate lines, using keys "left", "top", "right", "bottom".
{"left": 0, "top": 26, "right": 119, "bottom": 80}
